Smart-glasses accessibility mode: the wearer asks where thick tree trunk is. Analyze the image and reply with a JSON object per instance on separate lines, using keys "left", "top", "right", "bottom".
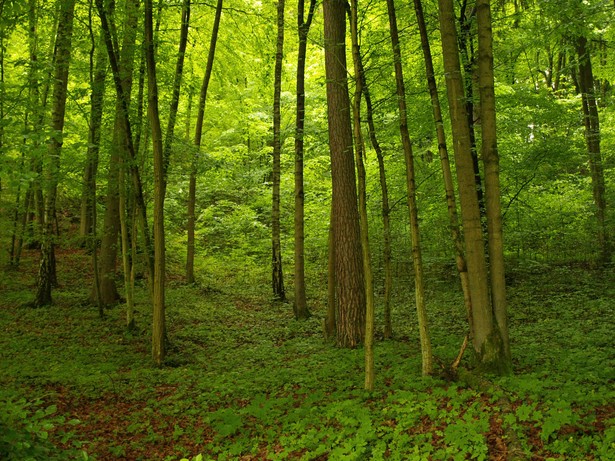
{"left": 477, "top": 0, "right": 511, "bottom": 370}
{"left": 272, "top": 0, "right": 286, "bottom": 301}
{"left": 386, "top": 0, "right": 432, "bottom": 375}
{"left": 413, "top": 0, "right": 472, "bottom": 324}
{"left": 323, "top": 0, "right": 365, "bottom": 348}
{"left": 293, "top": 0, "right": 316, "bottom": 320}
{"left": 188, "top": 0, "right": 223, "bottom": 284}
{"left": 349, "top": 0, "right": 376, "bottom": 390}
{"left": 576, "top": 35, "right": 611, "bottom": 265}
{"left": 145, "top": 0, "right": 167, "bottom": 367}
{"left": 34, "top": 0, "right": 77, "bottom": 307}
{"left": 325, "top": 214, "right": 337, "bottom": 339}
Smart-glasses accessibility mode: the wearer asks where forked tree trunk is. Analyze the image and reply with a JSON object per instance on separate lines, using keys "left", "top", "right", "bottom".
{"left": 413, "top": 0, "right": 472, "bottom": 323}
{"left": 293, "top": 0, "right": 316, "bottom": 320}
{"left": 323, "top": 0, "right": 366, "bottom": 348}
{"left": 187, "top": 0, "right": 223, "bottom": 284}
{"left": 272, "top": 0, "right": 286, "bottom": 301}
{"left": 33, "top": 0, "right": 77, "bottom": 307}
{"left": 576, "top": 35, "right": 611, "bottom": 265}
{"left": 386, "top": 0, "right": 432, "bottom": 375}
{"left": 349, "top": 0, "right": 376, "bottom": 390}
{"left": 477, "top": 0, "right": 511, "bottom": 369}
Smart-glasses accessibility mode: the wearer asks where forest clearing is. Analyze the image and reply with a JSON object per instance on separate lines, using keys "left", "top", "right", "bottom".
{"left": 1, "top": 0, "right": 615, "bottom": 459}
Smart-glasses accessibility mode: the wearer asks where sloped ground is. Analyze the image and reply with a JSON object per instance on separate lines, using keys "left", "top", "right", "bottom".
{"left": 1, "top": 248, "right": 613, "bottom": 460}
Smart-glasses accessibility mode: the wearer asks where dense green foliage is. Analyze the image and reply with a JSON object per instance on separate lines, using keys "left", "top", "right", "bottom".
{"left": 1, "top": 250, "right": 613, "bottom": 459}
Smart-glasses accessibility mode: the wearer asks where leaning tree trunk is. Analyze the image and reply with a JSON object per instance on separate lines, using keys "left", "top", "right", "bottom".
{"left": 349, "top": 0, "right": 376, "bottom": 390}
{"left": 386, "top": 0, "right": 432, "bottom": 376}
{"left": 293, "top": 0, "right": 316, "bottom": 319}
{"left": 413, "top": 0, "right": 472, "bottom": 324}
{"left": 323, "top": 0, "right": 366, "bottom": 348}
{"left": 576, "top": 35, "right": 610, "bottom": 265}
{"left": 272, "top": 0, "right": 286, "bottom": 301}
{"left": 33, "top": 0, "right": 77, "bottom": 307}
{"left": 187, "top": 0, "right": 223, "bottom": 284}
{"left": 477, "top": 0, "right": 511, "bottom": 370}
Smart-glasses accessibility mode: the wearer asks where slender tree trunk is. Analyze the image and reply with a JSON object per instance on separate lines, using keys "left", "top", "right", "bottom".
{"left": 80, "top": 26, "right": 108, "bottom": 240}
{"left": 413, "top": 0, "right": 472, "bottom": 323}
{"left": 349, "top": 0, "right": 376, "bottom": 390}
{"left": 386, "top": 0, "right": 432, "bottom": 375}
{"left": 576, "top": 35, "right": 610, "bottom": 265}
{"left": 144, "top": 0, "right": 167, "bottom": 366}
{"left": 272, "top": 0, "right": 286, "bottom": 301}
{"left": 477, "top": 0, "right": 511, "bottom": 370}
{"left": 293, "top": 0, "right": 316, "bottom": 319}
{"left": 33, "top": 0, "right": 77, "bottom": 307}
{"left": 323, "top": 0, "right": 366, "bottom": 348}
{"left": 188, "top": 0, "right": 223, "bottom": 284}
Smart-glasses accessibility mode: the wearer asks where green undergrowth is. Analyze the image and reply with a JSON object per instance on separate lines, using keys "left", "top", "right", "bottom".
{"left": 0, "top": 250, "right": 613, "bottom": 460}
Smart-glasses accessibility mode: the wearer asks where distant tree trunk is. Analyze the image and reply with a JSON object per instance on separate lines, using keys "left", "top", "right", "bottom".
{"left": 145, "top": 0, "right": 167, "bottom": 366}
{"left": 361, "top": 76, "right": 393, "bottom": 340}
{"left": 33, "top": 0, "right": 77, "bottom": 307}
{"left": 272, "top": 0, "right": 286, "bottom": 301}
{"left": 187, "top": 0, "right": 223, "bottom": 284}
{"left": 80, "top": 27, "right": 108, "bottom": 240}
{"left": 323, "top": 0, "right": 366, "bottom": 348}
{"left": 576, "top": 35, "right": 611, "bottom": 264}
{"left": 386, "top": 0, "right": 432, "bottom": 375}
{"left": 349, "top": 0, "right": 375, "bottom": 390}
{"left": 293, "top": 0, "right": 316, "bottom": 319}
{"left": 95, "top": 0, "right": 139, "bottom": 306}
{"left": 477, "top": 0, "right": 511, "bottom": 368}
{"left": 413, "top": 0, "right": 472, "bottom": 322}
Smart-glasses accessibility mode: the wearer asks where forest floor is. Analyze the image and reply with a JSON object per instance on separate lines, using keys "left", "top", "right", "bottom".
{"left": 0, "top": 247, "right": 614, "bottom": 461}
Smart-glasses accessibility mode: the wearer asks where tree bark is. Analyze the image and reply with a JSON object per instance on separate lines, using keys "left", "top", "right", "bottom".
{"left": 576, "top": 35, "right": 611, "bottom": 265}
{"left": 293, "top": 0, "right": 316, "bottom": 320}
{"left": 413, "top": 0, "right": 472, "bottom": 325}
{"left": 386, "top": 0, "right": 432, "bottom": 375}
{"left": 33, "top": 0, "right": 77, "bottom": 307}
{"left": 349, "top": 0, "right": 376, "bottom": 390}
{"left": 477, "top": 0, "right": 511, "bottom": 370}
{"left": 145, "top": 0, "right": 167, "bottom": 367}
{"left": 187, "top": 0, "right": 223, "bottom": 284}
{"left": 323, "top": 0, "right": 366, "bottom": 348}
{"left": 272, "top": 0, "right": 286, "bottom": 301}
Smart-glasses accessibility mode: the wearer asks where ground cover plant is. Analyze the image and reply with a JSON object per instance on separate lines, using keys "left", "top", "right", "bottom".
{"left": 1, "top": 248, "right": 613, "bottom": 460}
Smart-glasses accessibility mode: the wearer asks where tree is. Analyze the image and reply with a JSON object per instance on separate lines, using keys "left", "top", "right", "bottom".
{"left": 271, "top": 0, "right": 286, "bottom": 301}
{"left": 187, "top": 0, "right": 223, "bottom": 284}
{"left": 386, "top": 0, "right": 432, "bottom": 375}
{"left": 32, "top": 0, "right": 77, "bottom": 307}
{"left": 323, "top": 0, "right": 366, "bottom": 348}
{"left": 293, "top": 0, "right": 316, "bottom": 320}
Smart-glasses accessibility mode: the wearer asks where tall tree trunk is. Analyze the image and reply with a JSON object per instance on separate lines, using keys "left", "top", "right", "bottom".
{"left": 33, "top": 0, "right": 77, "bottom": 307}
{"left": 576, "top": 35, "right": 610, "bottom": 265}
{"left": 360, "top": 66, "right": 393, "bottom": 340}
{"left": 438, "top": 0, "right": 504, "bottom": 372}
{"left": 349, "top": 0, "right": 376, "bottom": 390}
{"left": 325, "top": 213, "right": 337, "bottom": 338}
{"left": 293, "top": 0, "right": 316, "bottom": 319}
{"left": 145, "top": 0, "right": 167, "bottom": 367}
{"left": 323, "top": 0, "right": 365, "bottom": 348}
{"left": 80, "top": 25, "right": 108, "bottom": 240}
{"left": 187, "top": 0, "right": 223, "bottom": 284}
{"left": 386, "top": 0, "right": 432, "bottom": 375}
{"left": 413, "top": 0, "right": 472, "bottom": 324}
{"left": 95, "top": 0, "right": 139, "bottom": 306}
{"left": 477, "top": 0, "right": 511, "bottom": 370}
{"left": 272, "top": 0, "right": 286, "bottom": 301}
